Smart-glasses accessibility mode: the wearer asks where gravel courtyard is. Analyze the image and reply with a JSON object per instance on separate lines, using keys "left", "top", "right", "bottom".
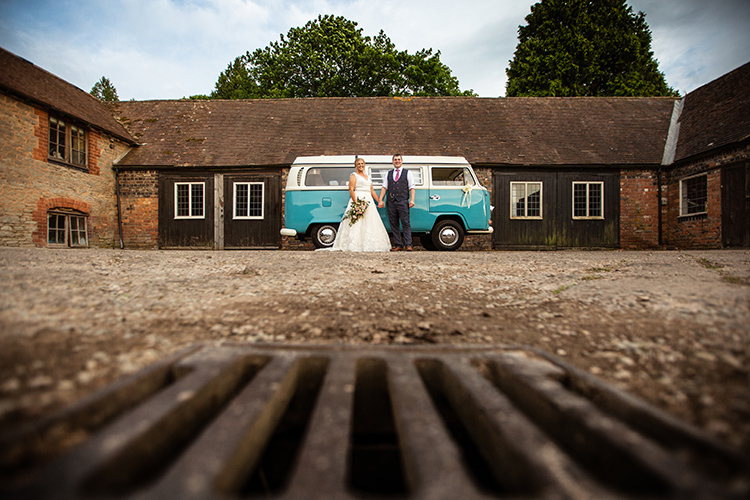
{"left": 0, "top": 247, "right": 749, "bottom": 454}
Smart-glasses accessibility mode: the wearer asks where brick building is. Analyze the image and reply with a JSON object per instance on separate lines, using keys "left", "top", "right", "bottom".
{"left": 663, "top": 63, "right": 750, "bottom": 249}
{"left": 0, "top": 48, "right": 137, "bottom": 248}
{"left": 1, "top": 47, "right": 748, "bottom": 250}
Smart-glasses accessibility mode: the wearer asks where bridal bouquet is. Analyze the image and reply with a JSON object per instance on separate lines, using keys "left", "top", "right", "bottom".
{"left": 343, "top": 198, "right": 369, "bottom": 226}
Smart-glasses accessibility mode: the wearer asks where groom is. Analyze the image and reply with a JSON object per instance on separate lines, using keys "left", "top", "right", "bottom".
{"left": 378, "top": 154, "right": 415, "bottom": 251}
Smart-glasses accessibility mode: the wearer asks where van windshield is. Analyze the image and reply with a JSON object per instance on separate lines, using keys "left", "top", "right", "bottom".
{"left": 304, "top": 167, "right": 352, "bottom": 187}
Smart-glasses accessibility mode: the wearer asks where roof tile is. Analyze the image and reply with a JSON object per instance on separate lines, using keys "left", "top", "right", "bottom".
{"left": 114, "top": 96, "right": 676, "bottom": 167}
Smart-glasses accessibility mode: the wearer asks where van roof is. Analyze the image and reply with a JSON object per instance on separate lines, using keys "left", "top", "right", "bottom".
{"left": 292, "top": 155, "right": 470, "bottom": 166}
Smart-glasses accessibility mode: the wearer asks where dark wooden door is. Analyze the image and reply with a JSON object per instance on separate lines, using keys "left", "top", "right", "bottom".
{"left": 557, "top": 171, "right": 620, "bottom": 248}
{"left": 493, "top": 170, "right": 558, "bottom": 249}
{"left": 722, "top": 163, "right": 750, "bottom": 247}
{"left": 224, "top": 174, "right": 282, "bottom": 249}
{"left": 493, "top": 169, "right": 619, "bottom": 249}
{"left": 159, "top": 174, "right": 214, "bottom": 248}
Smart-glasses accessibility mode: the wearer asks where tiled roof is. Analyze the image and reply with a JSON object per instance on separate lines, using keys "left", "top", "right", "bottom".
{"left": 675, "top": 61, "right": 750, "bottom": 162}
{"left": 113, "top": 96, "right": 676, "bottom": 168}
{"left": 0, "top": 47, "right": 137, "bottom": 144}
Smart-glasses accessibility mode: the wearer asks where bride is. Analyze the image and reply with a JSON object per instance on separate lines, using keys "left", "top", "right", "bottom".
{"left": 330, "top": 157, "right": 392, "bottom": 252}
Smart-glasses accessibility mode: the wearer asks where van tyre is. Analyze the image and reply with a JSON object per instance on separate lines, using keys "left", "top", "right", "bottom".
{"left": 432, "top": 220, "right": 464, "bottom": 251}
{"left": 419, "top": 234, "right": 438, "bottom": 251}
{"left": 311, "top": 224, "right": 338, "bottom": 248}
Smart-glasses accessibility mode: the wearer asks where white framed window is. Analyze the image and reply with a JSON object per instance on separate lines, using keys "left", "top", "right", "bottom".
{"left": 573, "top": 182, "right": 604, "bottom": 219}
{"left": 510, "top": 181, "right": 542, "bottom": 219}
{"left": 48, "top": 211, "right": 88, "bottom": 247}
{"left": 234, "top": 182, "right": 264, "bottom": 219}
{"left": 48, "top": 116, "right": 87, "bottom": 169}
{"left": 175, "top": 182, "right": 205, "bottom": 219}
{"left": 679, "top": 174, "right": 708, "bottom": 216}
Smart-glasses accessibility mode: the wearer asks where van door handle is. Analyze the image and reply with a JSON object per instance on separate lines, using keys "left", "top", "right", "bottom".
{"left": 430, "top": 195, "right": 440, "bottom": 200}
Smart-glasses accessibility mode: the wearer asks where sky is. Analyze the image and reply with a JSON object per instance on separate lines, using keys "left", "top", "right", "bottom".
{"left": 0, "top": 0, "right": 748, "bottom": 101}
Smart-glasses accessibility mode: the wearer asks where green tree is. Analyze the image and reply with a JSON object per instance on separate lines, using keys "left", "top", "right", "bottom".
{"left": 213, "top": 15, "right": 474, "bottom": 99}
{"left": 506, "top": 0, "right": 678, "bottom": 97}
{"left": 90, "top": 76, "right": 120, "bottom": 102}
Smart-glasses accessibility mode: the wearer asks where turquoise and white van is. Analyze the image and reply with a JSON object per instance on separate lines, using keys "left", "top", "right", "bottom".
{"left": 281, "top": 155, "right": 493, "bottom": 251}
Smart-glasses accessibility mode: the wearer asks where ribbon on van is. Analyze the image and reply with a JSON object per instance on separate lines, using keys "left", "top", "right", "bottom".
{"left": 462, "top": 184, "right": 490, "bottom": 222}
{"left": 461, "top": 184, "right": 474, "bottom": 208}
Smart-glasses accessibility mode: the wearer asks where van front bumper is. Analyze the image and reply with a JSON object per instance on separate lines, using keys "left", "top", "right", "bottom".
{"left": 466, "top": 227, "right": 494, "bottom": 235}
{"left": 280, "top": 228, "right": 298, "bottom": 237}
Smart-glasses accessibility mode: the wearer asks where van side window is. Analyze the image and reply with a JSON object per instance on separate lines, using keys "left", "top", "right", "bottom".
{"left": 370, "top": 167, "right": 423, "bottom": 186}
{"left": 305, "top": 167, "right": 352, "bottom": 186}
{"left": 432, "top": 167, "right": 474, "bottom": 186}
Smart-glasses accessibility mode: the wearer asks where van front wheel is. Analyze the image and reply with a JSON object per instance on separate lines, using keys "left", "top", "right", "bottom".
{"left": 311, "top": 224, "right": 338, "bottom": 248}
{"left": 432, "top": 220, "right": 464, "bottom": 251}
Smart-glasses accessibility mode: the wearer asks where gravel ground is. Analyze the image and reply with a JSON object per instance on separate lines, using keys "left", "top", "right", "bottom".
{"left": 0, "top": 247, "right": 749, "bottom": 455}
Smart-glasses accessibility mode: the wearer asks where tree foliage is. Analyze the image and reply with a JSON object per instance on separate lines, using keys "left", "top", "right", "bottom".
{"left": 506, "top": 0, "right": 678, "bottom": 97}
{"left": 90, "top": 76, "right": 120, "bottom": 102}
{"left": 213, "top": 15, "right": 474, "bottom": 99}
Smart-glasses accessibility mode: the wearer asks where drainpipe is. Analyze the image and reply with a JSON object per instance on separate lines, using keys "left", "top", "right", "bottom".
{"left": 114, "top": 166, "right": 124, "bottom": 249}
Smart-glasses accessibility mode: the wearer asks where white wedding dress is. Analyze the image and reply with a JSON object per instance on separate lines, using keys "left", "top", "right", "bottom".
{"left": 331, "top": 173, "right": 392, "bottom": 252}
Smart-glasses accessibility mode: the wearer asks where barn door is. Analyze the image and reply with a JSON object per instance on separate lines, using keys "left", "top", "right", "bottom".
{"left": 223, "top": 174, "right": 282, "bottom": 249}
{"left": 493, "top": 170, "right": 557, "bottom": 249}
{"left": 493, "top": 169, "right": 619, "bottom": 249}
{"left": 722, "top": 163, "right": 750, "bottom": 247}
{"left": 159, "top": 174, "right": 214, "bottom": 248}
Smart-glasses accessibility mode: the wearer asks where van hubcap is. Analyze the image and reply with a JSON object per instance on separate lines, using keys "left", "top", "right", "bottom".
{"left": 438, "top": 227, "right": 457, "bottom": 246}
{"left": 319, "top": 227, "right": 336, "bottom": 245}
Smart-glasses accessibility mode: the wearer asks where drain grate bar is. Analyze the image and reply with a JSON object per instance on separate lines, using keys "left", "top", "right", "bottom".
{"left": 388, "top": 356, "right": 485, "bottom": 500}
{"left": 1, "top": 344, "right": 747, "bottom": 500}
{"left": 282, "top": 353, "right": 356, "bottom": 499}
{"left": 486, "top": 352, "right": 699, "bottom": 495}
{"left": 150, "top": 353, "right": 302, "bottom": 498}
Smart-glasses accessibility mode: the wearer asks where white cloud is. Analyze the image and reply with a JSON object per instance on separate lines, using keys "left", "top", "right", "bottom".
{"left": 1, "top": 0, "right": 748, "bottom": 100}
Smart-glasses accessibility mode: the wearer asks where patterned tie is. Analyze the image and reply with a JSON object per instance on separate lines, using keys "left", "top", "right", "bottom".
{"left": 395, "top": 169, "right": 400, "bottom": 182}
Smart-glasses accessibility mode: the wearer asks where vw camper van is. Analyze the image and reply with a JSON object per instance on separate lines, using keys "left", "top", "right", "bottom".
{"left": 280, "top": 155, "right": 493, "bottom": 251}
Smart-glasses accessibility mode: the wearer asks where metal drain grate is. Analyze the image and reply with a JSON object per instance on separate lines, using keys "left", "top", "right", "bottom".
{"left": 1, "top": 344, "right": 748, "bottom": 500}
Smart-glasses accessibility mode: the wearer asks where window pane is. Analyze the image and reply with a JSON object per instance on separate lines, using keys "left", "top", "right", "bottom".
{"left": 573, "top": 184, "right": 588, "bottom": 217}
{"left": 527, "top": 183, "right": 541, "bottom": 217}
{"left": 511, "top": 183, "right": 527, "bottom": 217}
{"left": 71, "top": 126, "right": 86, "bottom": 166}
{"left": 432, "top": 167, "right": 465, "bottom": 186}
{"left": 305, "top": 167, "right": 352, "bottom": 186}
{"left": 408, "top": 168, "right": 423, "bottom": 185}
{"left": 235, "top": 183, "right": 249, "bottom": 217}
{"left": 49, "top": 117, "right": 66, "bottom": 160}
{"left": 69, "top": 216, "right": 87, "bottom": 246}
{"left": 685, "top": 176, "right": 707, "bottom": 214}
{"left": 588, "top": 183, "right": 602, "bottom": 217}
{"left": 248, "top": 183, "right": 263, "bottom": 217}
{"left": 48, "top": 214, "right": 66, "bottom": 244}
{"left": 369, "top": 167, "right": 422, "bottom": 186}
{"left": 176, "top": 184, "right": 190, "bottom": 217}
{"left": 191, "top": 184, "right": 204, "bottom": 217}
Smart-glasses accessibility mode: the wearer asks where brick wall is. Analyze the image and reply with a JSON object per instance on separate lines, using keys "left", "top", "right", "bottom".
{"left": 619, "top": 169, "right": 660, "bottom": 249}
{"left": 664, "top": 168, "right": 721, "bottom": 248}
{"left": 663, "top": 144, "right": 749, "bottom": 248}
{"left": 0, "top": 92, "right": 129, "bottom": 247}
{"left": 117, "top": 169, "right": 159, "bottom": 248}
